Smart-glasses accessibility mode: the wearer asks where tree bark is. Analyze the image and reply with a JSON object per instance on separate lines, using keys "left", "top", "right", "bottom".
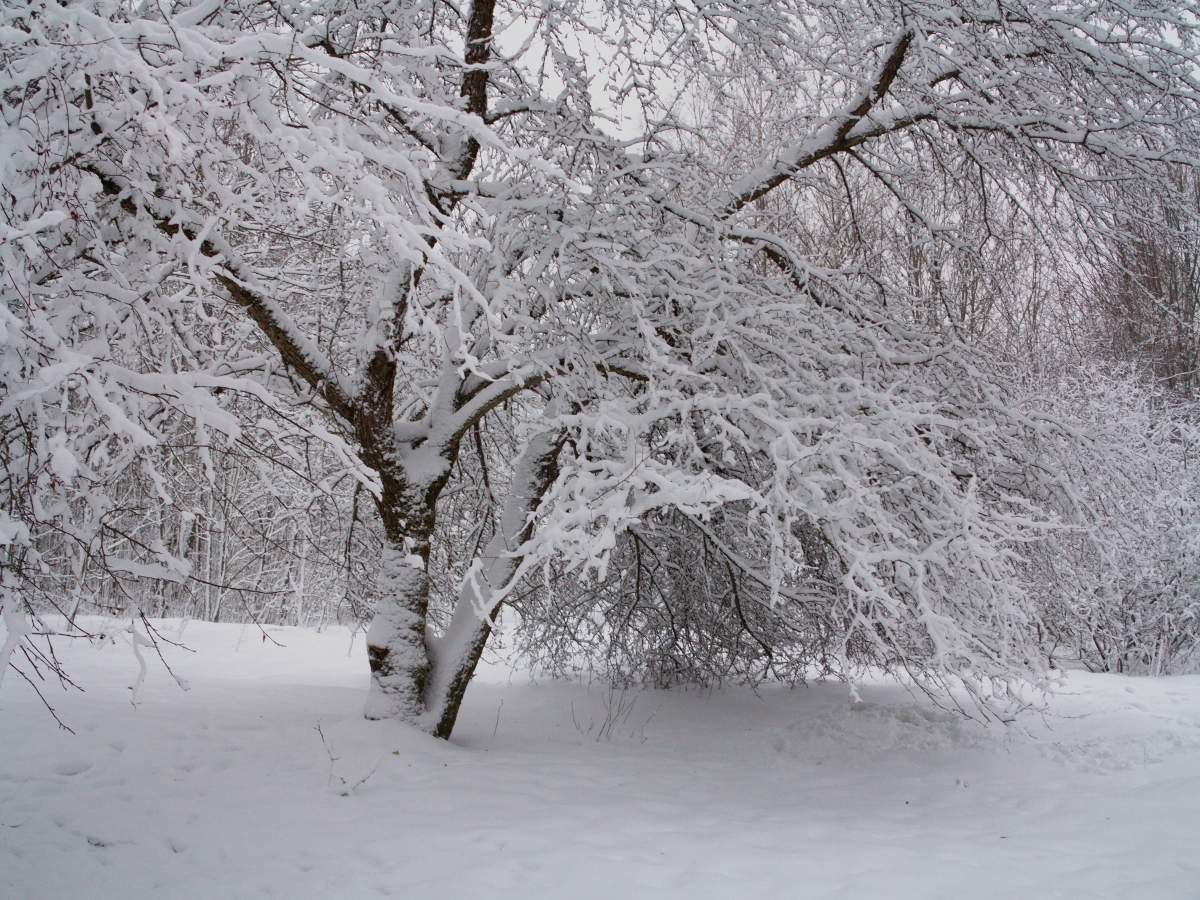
{"left": 363, "top": 543, "right": 435, "bottom": 722}
{"left": 363, "top": 470, "right": 444, "bottom": 724}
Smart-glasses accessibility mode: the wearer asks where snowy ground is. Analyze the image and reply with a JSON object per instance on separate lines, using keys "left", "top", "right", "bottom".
{"left": 3, "top": 621, "right": 1199, "bottom": 899}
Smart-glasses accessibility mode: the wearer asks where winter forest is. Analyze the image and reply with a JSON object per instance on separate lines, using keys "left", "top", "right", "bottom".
{"left": 3, "top": 1, "right": 1200, "bottom": 897}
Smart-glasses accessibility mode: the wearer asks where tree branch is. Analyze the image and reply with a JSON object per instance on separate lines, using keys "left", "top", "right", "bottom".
{"left": 718, "top": 30, "right": 915, "bottom": 218}
{"left": 452, "top": 0, "right": 497, "bottom": 181}
{"left": 91, "top": 168, "right": 358, "bottom": 425}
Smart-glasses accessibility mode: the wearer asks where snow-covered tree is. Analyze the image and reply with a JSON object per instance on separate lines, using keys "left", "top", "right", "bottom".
{"left": 3, "top": 0, "right": 1199, "bottom": 736}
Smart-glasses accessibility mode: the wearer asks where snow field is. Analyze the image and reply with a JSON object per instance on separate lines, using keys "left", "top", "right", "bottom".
{"left": 3, "top": 621, "right": 1200, "bottom": 899}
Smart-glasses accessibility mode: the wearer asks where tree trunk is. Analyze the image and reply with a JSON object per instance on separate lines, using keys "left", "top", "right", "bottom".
{"left": 364, "top": 542, "right": 434, "bottom": 723}
{"left": 425, "top": 426, "right": 563, "bottom": 739}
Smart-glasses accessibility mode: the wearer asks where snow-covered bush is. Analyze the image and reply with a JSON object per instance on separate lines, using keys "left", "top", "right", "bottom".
{"left": 1028, "top": 368, "right": 1200, "bottom": 674}
{"left": 510, "top": 509, "right": 842, "bottom": 689}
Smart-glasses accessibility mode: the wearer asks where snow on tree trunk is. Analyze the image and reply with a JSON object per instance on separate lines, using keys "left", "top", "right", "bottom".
{"left": 426, "top": 426, "right": 563, "bottom": 739}
{"left": 364, "top": 544, "right": 434, "bottom": 722}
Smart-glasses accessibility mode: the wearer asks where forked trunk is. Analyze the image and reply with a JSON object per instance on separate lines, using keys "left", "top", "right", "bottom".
{"left": 362, "top": 427, "right": 560, "bottom": 735}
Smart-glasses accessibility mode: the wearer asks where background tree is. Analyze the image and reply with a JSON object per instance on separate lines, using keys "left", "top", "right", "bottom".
{"left": 1079, "top": 171, "right": 1200, "bottom": 396}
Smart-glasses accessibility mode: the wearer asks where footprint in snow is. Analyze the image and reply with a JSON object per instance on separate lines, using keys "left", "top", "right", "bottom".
{"left": 53, "top": 760, "right": 93, "bottom": 777}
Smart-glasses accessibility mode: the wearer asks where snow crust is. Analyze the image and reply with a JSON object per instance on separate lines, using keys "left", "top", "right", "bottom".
{"left": 3, "top": 620, "right": 1199, "bottom": 899}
